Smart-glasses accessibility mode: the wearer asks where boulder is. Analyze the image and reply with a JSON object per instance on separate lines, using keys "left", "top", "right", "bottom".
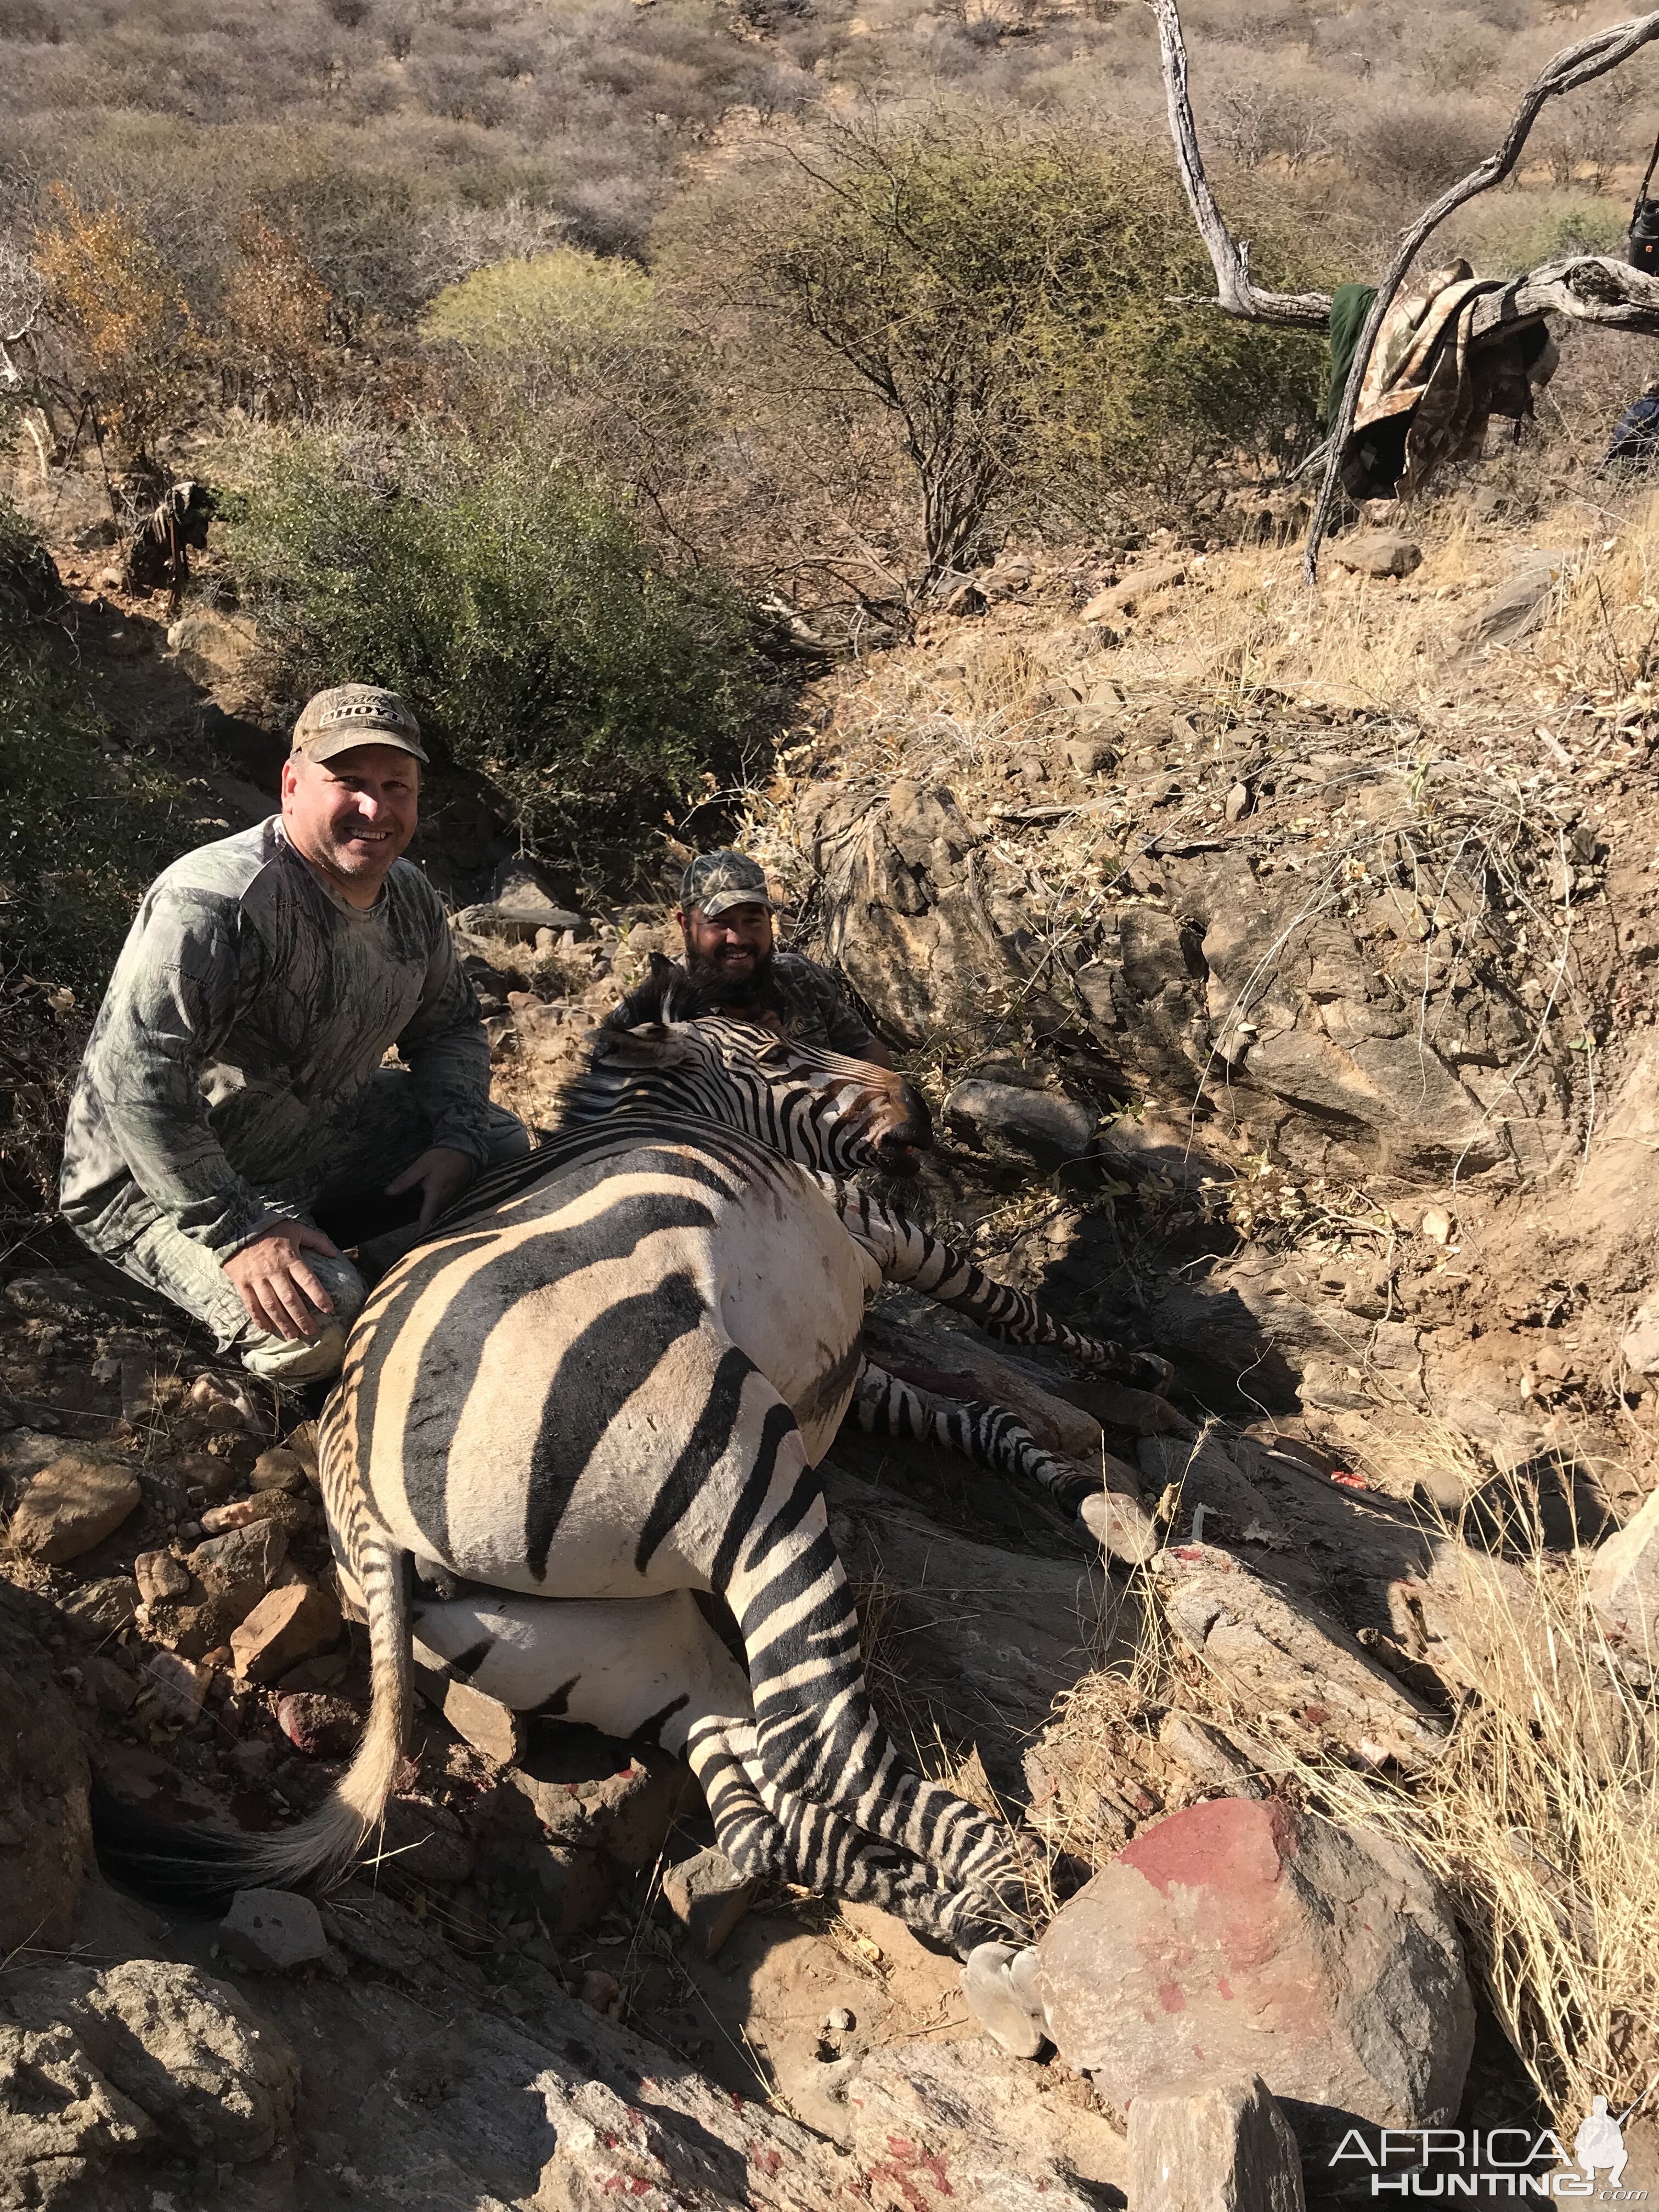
{"left": 1331, "top": 532, "right": 1422, "bottom": 579}
{"left": 61, "top": 1576, "right": 140, "bottom": 1637}
{"left": 662, "top": 1846, "right": 757, "bottom": 1957}
{"left": 1036, "top": 1797, "right": 1474, "bottom": 2157}
{"left": 9, "top": 1456, "right": 142, "bottom": 1564}
{"left": 186, "top": 1516, "right": 287, "bottom": 1605}
{"left": 220, "top": 1887, "right": 330, "bottom": 1972}
{"left": 1621, "top": 1301, "right": 1659, "bottom": 1376}
{"left": 1081, "top": 560, "right": 1188, "bottom": 622}
{"left": 1127, "top": 2070, "right": 1305, "bottom": 2211}
{"left": 230, "top": 1581, "right": 341, "bottom": 1681}
{"left": 134, "top": 1548, "right": 190, "bottom": 1605}
{"left": 1587, "top": 1486, "right": 1659, "bottom": 1654}
{"left": 0, "top": 2021, "right": 151, "bottom": 2209}
{"left": 18, "top": 1960, "right": 300, "bottom": 2161}
{"left": 0, "top": 1590, "right": 93, "bottom": 1949}
{"left": 945, "top": 1077, "right": 1097, "bottom": 1165}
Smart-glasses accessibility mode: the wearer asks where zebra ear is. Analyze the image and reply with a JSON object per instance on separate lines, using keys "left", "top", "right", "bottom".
{"left": 588, "top": 1023, "right": 691, "bottom": 1068}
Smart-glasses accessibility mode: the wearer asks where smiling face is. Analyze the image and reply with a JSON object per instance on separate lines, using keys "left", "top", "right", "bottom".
{"left": 280, "top": 743, "right": 420, "bottom": 907}
{"left": 678, "top": 900, "right": 775, "bottom": 989}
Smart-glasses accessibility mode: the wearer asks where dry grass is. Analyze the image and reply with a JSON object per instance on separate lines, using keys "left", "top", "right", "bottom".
{"left": 1105, "top": 1446, "right": 1659, "bottom": 2130}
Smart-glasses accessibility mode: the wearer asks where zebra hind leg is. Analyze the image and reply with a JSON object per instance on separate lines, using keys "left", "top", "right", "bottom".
{"left": 686, "top": 1718, "right": 1025, "bottom": 1958}
{"left": 704, "top": 1373, "right": 1032, "bottom": 1932}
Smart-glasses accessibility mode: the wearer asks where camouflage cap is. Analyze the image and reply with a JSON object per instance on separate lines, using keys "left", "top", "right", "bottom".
{"left": 680, "top": 848, "right": 778, "bottom": 920}
{"left": 292, "top": 684, "right": 428, "bottom": 766}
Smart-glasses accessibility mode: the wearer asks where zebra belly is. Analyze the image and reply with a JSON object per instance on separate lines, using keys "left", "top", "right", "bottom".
{"left": 348, "top": 1146, "right": 873, "bottom": 1597}
{"left": 408, "top": 1587, "right": 752, "bottom": 1739}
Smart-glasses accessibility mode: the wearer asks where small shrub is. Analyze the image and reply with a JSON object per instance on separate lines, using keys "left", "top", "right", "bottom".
{"left": 30, "top": 183, "right": 202, "bottom": 462}
{"left": 227, "top": 435, "right": 768, "bottom": 861}
{"left": 0, "top": 515, "right": 187, "bottom": 989}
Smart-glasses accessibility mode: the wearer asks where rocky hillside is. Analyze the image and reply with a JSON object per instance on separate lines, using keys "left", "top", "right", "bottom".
{"left": 4, "top": 474, "right": 1659, "bottom": 2203}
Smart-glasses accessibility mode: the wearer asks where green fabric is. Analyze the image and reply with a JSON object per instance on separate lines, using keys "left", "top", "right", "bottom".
{"left": 1323, "top": 283, "right": 1378, "bottom": 428}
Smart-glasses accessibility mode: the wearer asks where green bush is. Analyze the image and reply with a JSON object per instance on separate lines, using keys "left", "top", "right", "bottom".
{"left": 226, "top": 436, "right": 767, "bottom": 856}
{"left": 0, "top": 615, "right": 187, "bottom": 992}
{"left": 723, "top": 116, "right": 1325, "bottom": 581}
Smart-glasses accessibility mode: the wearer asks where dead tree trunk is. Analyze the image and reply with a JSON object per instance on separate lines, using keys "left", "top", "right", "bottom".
{"left": 1149, "top": 0, "right": 1659, "bottom": 580}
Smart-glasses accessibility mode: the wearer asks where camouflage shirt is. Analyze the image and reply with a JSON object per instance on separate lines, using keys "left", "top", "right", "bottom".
{"left": 603, "top": 949, "right": 878, "bottom": 1058}
{"left": 60, "top": 816, "right": 491, "bottom": 1259}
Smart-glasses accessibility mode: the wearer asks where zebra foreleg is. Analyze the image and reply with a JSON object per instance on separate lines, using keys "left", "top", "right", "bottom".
{"left": 851, "top": 1358, "right": 1097, "bottom": 1517}
{"left": 820, "top": 1178, "right": 1174, "bottom": 1391}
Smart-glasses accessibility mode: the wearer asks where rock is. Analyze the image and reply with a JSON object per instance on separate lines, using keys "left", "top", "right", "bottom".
{"left": 220, "top": 1887, "right": 330, "bottom": 1972}
{"left": 535, "top": 1840, "right": 614, "bottom": 1941}
{"left": 1081, "top": 560, "right": 1188, "bottom": 622}
{"left": 417, "top": 1671, "right": 526, "bottom": 1764}
{"left": 1421, "top": 1206, "right": 1454, "bottom": 1246}
{"left": 9, "top": 1457, "right": 142, "bottom": 1564}
{"left": 580, "top": 1967, "right": 623, "bottom": 2017}
{"left": 250, "top": 1446, "right": 307, "bottom": 1493}
{"left": 2, "top": 1273, "right": 87, "bottom": 1319}
{"left": 1156, "top": 1711, "right": 1267, "bottom": 1798}
{"left": 1332, "top": 532, "right": 1422, "bottom": 579}
{"left": 582, "top": 1754, "right": 695, "bottom": 1869}
{"left": 144, "top": 1649, "right": 214, "bottom": 1719}
{"left": 1154, "top": 1539, "right": 1444, "bottom": 1768}
{"left": 1621, "top": 1300, "right": 1659, "bottom": 1376}
{"left": 276, "top": 1689, "right": 361, "bottom": 1758}
{"left": 24, "top": 1960, "right": 300, "bottom": 2161}
{"left": 199, "top": 1496, "right": 265, "bottom": 1534}
{"left": 1587, "top": 1486, "right": 1659, "bottom": 1653}
{"left": 134, "top": 1548, "right": 190, "bottom": 1605}
{"left": 662, "top": 1846, "right": 757, "bottom": 1957}
{"left": 1459, "top": 548, "right": 1570, "bottom": 653}
{"left": 187, "top": 1516, "right": 287, "bottom": 1602}
{"left": 1066, "top": 1378, "right": 1187, "bottom": 1437}
{"left": 1225, "top": 780, "right": 1250, "bottom": 823}
{"left": 282, "top": 1421, "right": 321, "bottom": 1487}
{"left": 1036, "top": 1797, "right": 1474, "bottom": 2157}
{"left": 377, "top": 1797, "right": 476, "bottom": 1885}
{"left": 1127, "top": 2070, "right": 1305, "bottom": 2211}
{"left": 61, "top": 1576, "right": 140, "bottom": 1637}
{"left": 75, "top": 1655, "right": 137, "bottom": 1717}
{"left": 230, "top": 1582, "right": 341, "bottom": 1681}
{"left": 459, "top": 898, "right": 590, "bottom": 945}
{"left": 944, "top": 1077, "right": 1097, "bottom": 1165}
{"left": 803, "top": 2038, "right": 1113, "bottom": 2208}
{"left": 0, "top": 1591, "right": 93, "bottom": 1949}
{"left": 0, "top": 2020, "right": 151, "bottom": 2208}
{"left": 0, "top": 1429, "right": 77, "bottom": 1483}
{"left": 1065, "top": 735, "right": 1115, "bottom": 774}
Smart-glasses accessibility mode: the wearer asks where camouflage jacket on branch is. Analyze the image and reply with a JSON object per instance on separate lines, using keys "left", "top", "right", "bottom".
{"left": 60, "top": 816, "right": 490, "bottom": 1260}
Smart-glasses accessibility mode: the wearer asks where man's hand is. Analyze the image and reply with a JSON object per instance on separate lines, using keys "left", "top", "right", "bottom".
{"left": 224, "top": 1222, "right": 342, "bottom": 1341}
{"left": 385, "top": 1145, "right": 476, "bottom": 1229}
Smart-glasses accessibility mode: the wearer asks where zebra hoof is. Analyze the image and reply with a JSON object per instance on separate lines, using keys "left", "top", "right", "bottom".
{"left": 962, "top": 1941, "right": 1048, "bottom": 2058}
{"left": 1080, "top": 1487, "right": 1159, "bottom": 1567}
{"left": 1133, "top": 1351, "right": 1176, "bottom": 1396}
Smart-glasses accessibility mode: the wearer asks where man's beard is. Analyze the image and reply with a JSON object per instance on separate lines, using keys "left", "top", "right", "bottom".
{"left": 681, "top": 944, "right": 782, "bottom": 1016}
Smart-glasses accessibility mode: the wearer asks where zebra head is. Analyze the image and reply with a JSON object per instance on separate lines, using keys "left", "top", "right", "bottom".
{"left": 566, "top": 1019, "right": 932, "bottom": 1177}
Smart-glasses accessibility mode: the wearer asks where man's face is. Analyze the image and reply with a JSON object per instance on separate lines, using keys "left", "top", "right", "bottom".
{"left": 280, "top": 744, "right": 420, "bottom": 902}
{"left": 679, "top": 901, "right": 775, "bottom": 985}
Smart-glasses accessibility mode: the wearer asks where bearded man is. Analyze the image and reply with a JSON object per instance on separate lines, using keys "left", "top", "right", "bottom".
{"left": 60, "top": 684, "right": 530, "bottom": 1383}
{"left": 603, "top": 848, "right": 893, "bottom": 1068}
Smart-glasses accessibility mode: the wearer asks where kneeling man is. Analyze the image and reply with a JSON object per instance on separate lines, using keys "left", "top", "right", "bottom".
{"left": 60, "top": 684, "right": 529, "bottom": 1382}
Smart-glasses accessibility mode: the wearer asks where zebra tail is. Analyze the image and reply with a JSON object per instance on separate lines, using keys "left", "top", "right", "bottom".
{"left": 91, "top": 1524, "right": 409, "bottom": 1909}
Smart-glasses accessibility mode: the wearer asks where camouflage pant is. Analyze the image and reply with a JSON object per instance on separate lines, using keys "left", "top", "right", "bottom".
{"left": 75, "top": 1071, "right": 531, "bottom": 1384}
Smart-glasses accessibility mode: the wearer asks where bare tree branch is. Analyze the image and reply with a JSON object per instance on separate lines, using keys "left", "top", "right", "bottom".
{"left": 1149, "top": 0, "right": 1659, "bottom": 579}
{"left": 1148, "top": 0, "right": 1331, "bottom": 328}
{"left": 1306, "top": 7, "right": 1659, "bottom": 580}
